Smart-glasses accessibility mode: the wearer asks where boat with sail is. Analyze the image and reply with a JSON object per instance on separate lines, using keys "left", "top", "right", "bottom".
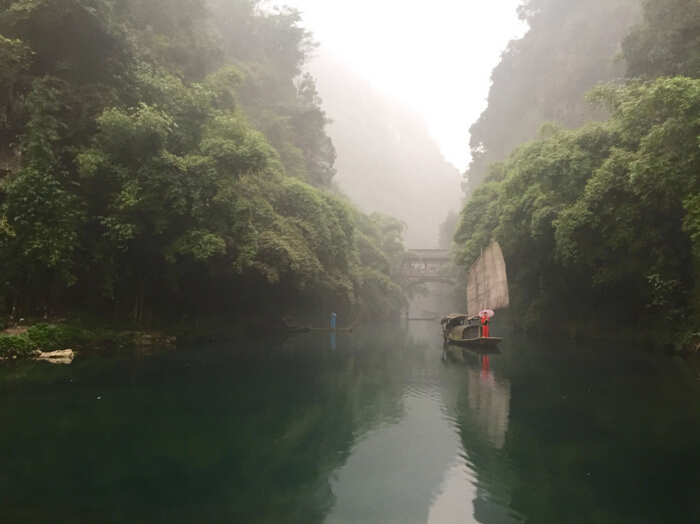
{"left": 440, "top": 241, "right": 509, "bottom": 347}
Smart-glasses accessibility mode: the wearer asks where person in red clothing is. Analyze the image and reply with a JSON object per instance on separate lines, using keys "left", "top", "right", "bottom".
{"left": 481, "top": 314, "right": 490, "bottom": 338}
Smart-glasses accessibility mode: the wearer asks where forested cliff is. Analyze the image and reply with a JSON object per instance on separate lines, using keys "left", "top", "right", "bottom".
{"left": 308, "top": 52, "right": 463, "bottom": 248}
{"left": 0, "top": 0, "right": 409, "bottom": 324}
{"left": 465, "top": 0, "right": 640, "bottom": 193}
{"left": 455, "top": 0, "right": 700, "bottom": 344}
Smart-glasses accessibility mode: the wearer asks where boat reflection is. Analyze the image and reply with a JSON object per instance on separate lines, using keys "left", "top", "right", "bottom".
{"left": 433, "top": 342, "right": 517, "bottom": 523}
{"left": 443, "top": 345, "right": 502, "bottom": 362}
{"left": 443, "top": 345, "right": 510, "bottom": 450}
{"left": 466, "top": 360, "right": 510, "bottom": 450}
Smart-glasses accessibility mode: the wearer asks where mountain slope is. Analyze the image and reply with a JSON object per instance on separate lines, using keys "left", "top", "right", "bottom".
{"left": 308, "top": 52, "right": 462, "bottom": 247}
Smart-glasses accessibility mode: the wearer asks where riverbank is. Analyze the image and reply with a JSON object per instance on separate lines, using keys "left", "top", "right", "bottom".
{"left": 0, "top": 315, "right": 327, "bottom": 360}
{"left": 0, "top": 322, "right": 177, "bottom": 360}
{"left": 2, "top": 312, "right": 692, "bottom": 360}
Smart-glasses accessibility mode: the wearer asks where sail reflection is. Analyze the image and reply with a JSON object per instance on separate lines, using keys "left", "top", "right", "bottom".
{"left": 466, "top": 356, "right": 511, "bottom": 449}
{"left": 427, "top": 461, "right": 479, "bottom": 524}
{"left": 440, "top": 344, "right": 519, "bottom": 524}
{"left": 443, "top": 347, "right": 511, "bottom": 450}
{"left": 315, "top": 323, "right": 519, "bottom": 524}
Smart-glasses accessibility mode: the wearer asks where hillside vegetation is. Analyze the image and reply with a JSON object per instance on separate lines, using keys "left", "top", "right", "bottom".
{"left": 455, "top": 0, "right": 700, "bottom": 345}
{"left": 0, "top": 0, "right": 410, "bottom": 325}
{"left": 465, "top": 0, "right": 640, "bottom": 193}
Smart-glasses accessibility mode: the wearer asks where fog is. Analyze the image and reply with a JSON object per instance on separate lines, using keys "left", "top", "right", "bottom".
{"left": 286, "top": 0, "right": 527, "bottom": 172}
{"left": 309, "top": 52, "right": 462, "bottom": 247}
{"left": 280, "top": 0, "right": 527, "bottom": 247}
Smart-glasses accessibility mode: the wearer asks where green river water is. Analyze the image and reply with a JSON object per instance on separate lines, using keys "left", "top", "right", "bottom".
{"left": 1, "top": 320, "right": 699, "bottom": 523}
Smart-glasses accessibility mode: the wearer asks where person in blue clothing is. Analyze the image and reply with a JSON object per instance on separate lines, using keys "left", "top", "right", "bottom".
{"left": 330, "top": 312, "right": 337, "bottom": 329}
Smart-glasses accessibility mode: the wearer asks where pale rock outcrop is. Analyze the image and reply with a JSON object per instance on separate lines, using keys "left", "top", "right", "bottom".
{"left": 33, "top": 349, "right": 75, "bottom": 364}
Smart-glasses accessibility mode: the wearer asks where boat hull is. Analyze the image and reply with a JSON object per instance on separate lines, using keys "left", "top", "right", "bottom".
{"left": 309, "top": 327, "right": 353, "bottom": 333}
{"left": 309, "top": 322, "right": 356, "bottom": 333}
{"left": 445, "top": 336, "right": 503, "bottom": 347}
{"left": 286, "top": 325, "right": 311, "bottom": 333}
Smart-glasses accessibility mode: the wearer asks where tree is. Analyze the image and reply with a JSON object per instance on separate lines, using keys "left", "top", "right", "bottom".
{"left": 623, "top": 0, "right": 700, "bottom": 79}
{"left": 0, "top": 0, "right": 410, "bottom": 323}
{"left": 465, "top": 0, "right": 639, "bottom": 195}
{"left": 455, "top": 77, "right": 700, "bottom": 335}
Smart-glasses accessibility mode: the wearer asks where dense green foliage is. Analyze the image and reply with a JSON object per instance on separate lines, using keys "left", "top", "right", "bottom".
{"left": 455, "top": 77, "right": 700, "bottom": 338}
{"left": 464, "top": 0, "right": 639, "bottom": 194}
{"left": 453, "top": 0, "right": 700, "bottom": 343}
{"left": 623, "top": 0, "right": 700, "bottom": 79}
{"left": 0, "top": 0, "right": 409, "bottom": 324}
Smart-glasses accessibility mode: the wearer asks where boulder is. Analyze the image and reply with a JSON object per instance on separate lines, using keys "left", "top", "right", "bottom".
{"left": 34, "top": 349, "right": 74, "bottom": 364}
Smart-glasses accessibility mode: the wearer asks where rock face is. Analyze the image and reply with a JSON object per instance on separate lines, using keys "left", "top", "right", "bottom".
{"left": 308, "top": 52, "right": 463, "bottom": 247}
{"left": 33, "top": 349, "right": 75, "bottom": 364}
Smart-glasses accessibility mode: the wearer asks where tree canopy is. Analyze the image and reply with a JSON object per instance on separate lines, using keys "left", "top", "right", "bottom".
{"left": 455, "top": 77, "right": 700, "bottom": 338}
{"left": 623, "top": 0, "right": 700, "bottom": 79}
{"left": 0, "top": 0, "right": 410, "bottom": 323}
{"left": 464, "top": 0, "right": 639, "bottom": 194}
{"left": 452, "top": 0, "right": 700, "bottom": 343}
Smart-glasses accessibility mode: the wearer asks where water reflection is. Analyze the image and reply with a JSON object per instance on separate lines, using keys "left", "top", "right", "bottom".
{"left": 324, "top": 323, "right": 517, "bottom": 524}
{"left": 325, "top": 394, "right": 463, "bottom": 524}
{"left": 442, "top": 347, "right": 511, "bottom": 449}
{"left": 428, "top": 461, "right": 478, "bottom": 524}
{"left": 436, "top": 342, "right": 518, "bottom": 524}
{"left": 468, "top": 358, "right": 510, "bottom": 450}
{"left": 1, "top": 322, "right": 700, "bottom": 523}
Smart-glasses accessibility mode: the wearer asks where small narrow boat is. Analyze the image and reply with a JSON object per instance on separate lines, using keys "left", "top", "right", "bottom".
{"left": 441, "top": 241, "right": 509, "bottom": 347}
{"left": 440, "top": 314, "right": 502, "bottom": 346}
{"left": 278, "top": 317, "right": 311, "bottom": 333}
{"left": 309, "top": 322, "right": 356, "bottom": 333}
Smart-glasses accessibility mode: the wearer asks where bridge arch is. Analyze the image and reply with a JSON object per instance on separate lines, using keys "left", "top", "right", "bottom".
{"left": 401, "top": 249, "right": 457, "bottom": 291}
{"left": 402, "top": 277, "right": 456, "bottom": 291}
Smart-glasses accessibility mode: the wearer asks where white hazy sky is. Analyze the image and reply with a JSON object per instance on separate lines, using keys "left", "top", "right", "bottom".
{"left": 280, "top": 0, "right": 528, "bottom": 171}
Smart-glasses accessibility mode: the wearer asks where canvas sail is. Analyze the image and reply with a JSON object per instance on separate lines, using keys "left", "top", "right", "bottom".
{"left": 467, "top": 242, "right": 509, "bottom": 317}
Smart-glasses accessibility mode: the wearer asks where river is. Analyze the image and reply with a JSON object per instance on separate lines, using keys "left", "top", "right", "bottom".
{"left": 1, "top": 320, "right": 699, "bottom": 523}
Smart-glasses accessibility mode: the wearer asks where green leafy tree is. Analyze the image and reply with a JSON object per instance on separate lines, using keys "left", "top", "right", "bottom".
{"left": 1, "top": 77, "right": 84, "bottom": 316}
{"left": 455, "top": 77, "right": 700, "bottom": 336}
{"left": 623, "top": 0, "right": 700, "bottom": 79}
{"left": 465, "top": 0, "right": 639, "bottom": 194}
{"left": 0, "top": 0, "right": 410, "bottom": 324}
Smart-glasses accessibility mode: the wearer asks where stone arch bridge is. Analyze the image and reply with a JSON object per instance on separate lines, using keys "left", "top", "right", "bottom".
{"left": 400, "top": 249, "right": 458, "bottom": 290}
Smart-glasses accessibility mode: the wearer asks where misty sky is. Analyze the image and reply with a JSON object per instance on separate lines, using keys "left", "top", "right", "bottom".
{"left": 283, "top": 0, "right": 528, "bottom": 171}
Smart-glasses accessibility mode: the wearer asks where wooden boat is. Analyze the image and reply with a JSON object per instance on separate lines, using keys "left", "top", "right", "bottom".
{"left": 441, "top": 241, "right": 509, "bottom": 347}
{"left": 278, "top": 317, "right": 311, "bottom": 333}
{"left": 309, "top": 321, "right": 356, "bottom": 333}
{"left": 285, "top": 324, "right": 311, "bottom": 333}
{"left": 441, "top": 314, "right": 502, "bottom": 346}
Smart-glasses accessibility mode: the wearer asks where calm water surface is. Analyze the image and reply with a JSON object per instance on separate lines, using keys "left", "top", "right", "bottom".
{"left": 1, "top": 321, "right": 700, "bottom": 523}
